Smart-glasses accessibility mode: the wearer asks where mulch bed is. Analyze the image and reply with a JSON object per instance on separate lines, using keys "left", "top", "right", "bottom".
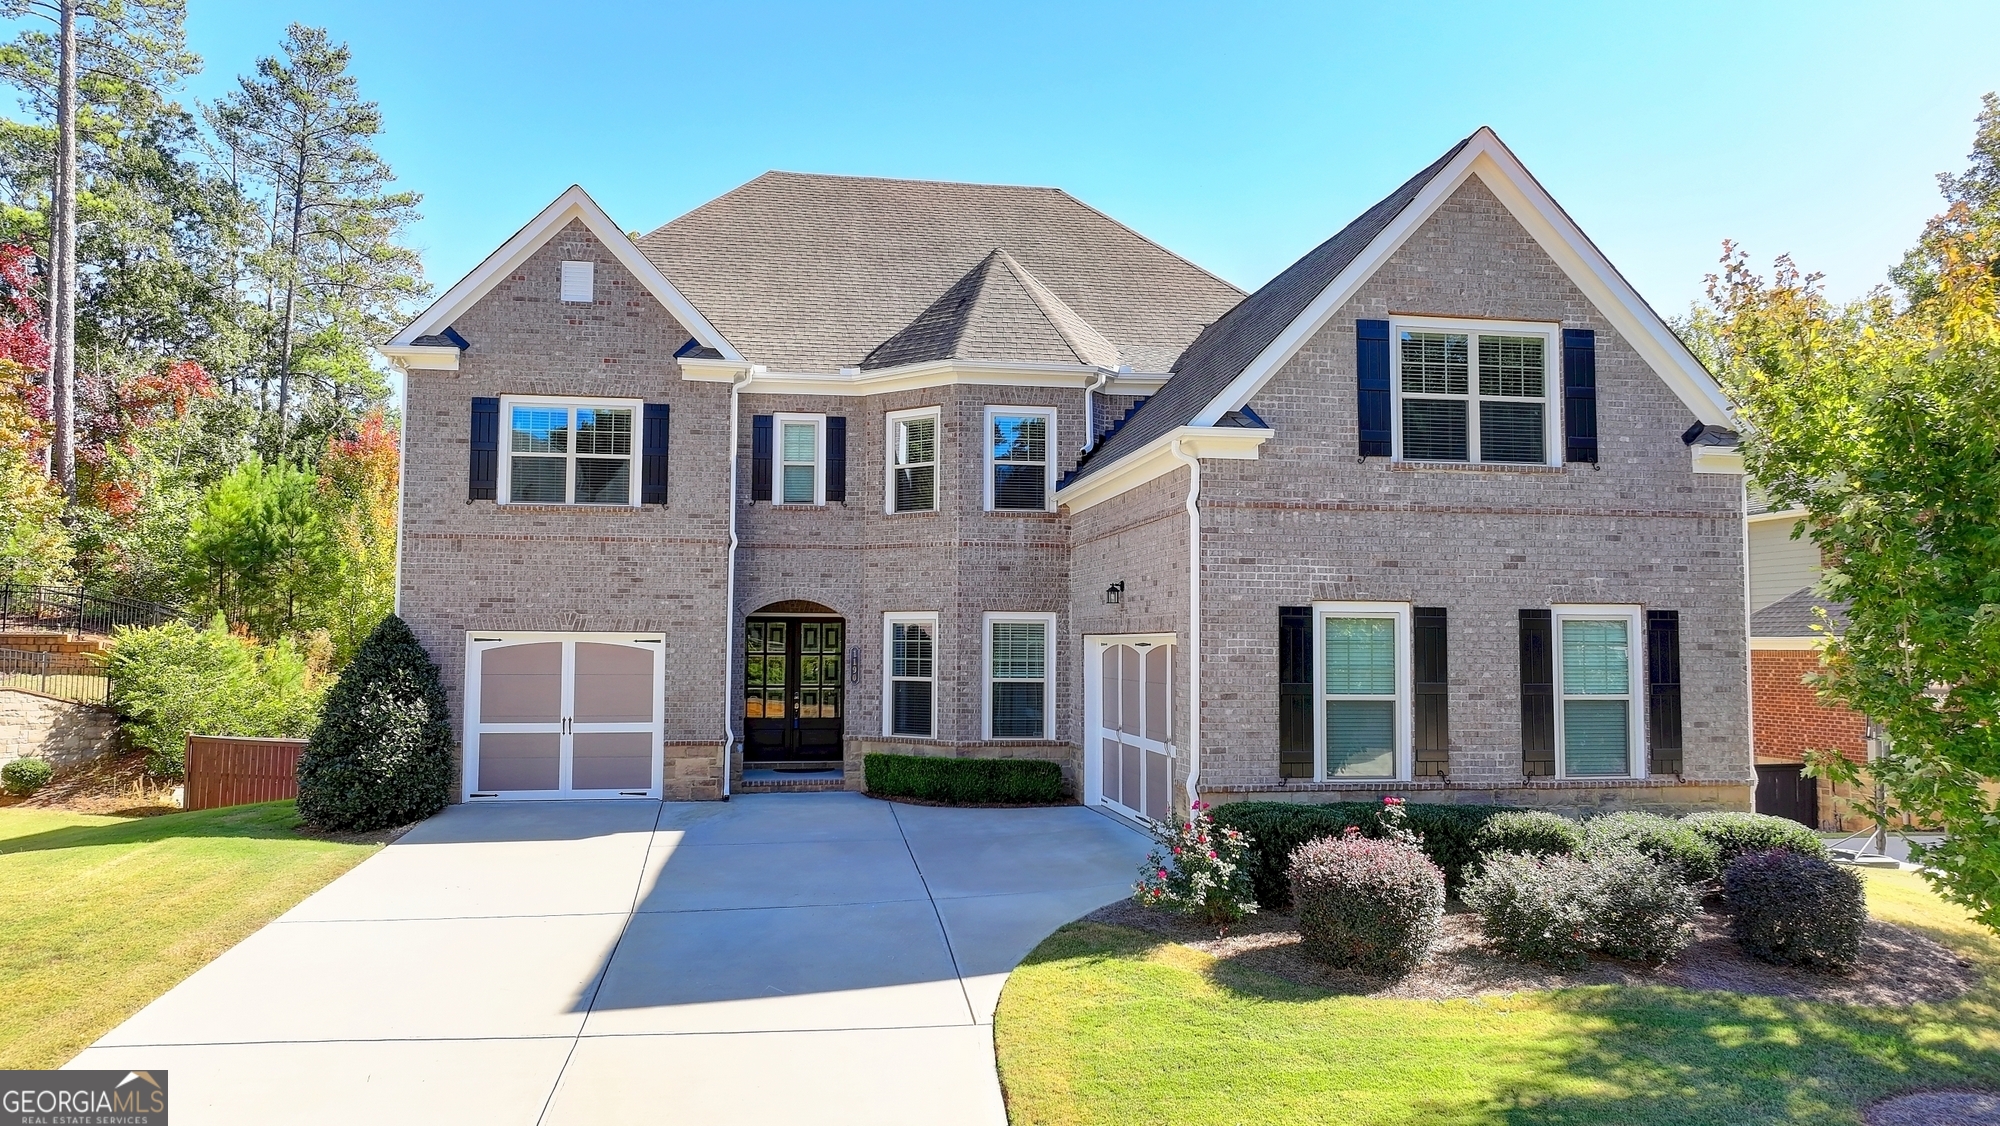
{"left": 0, "top": 747, "right": 178, "bottom": 816}
{"left": 1085, "top": 898, "right": 1977, "bottom": 1006}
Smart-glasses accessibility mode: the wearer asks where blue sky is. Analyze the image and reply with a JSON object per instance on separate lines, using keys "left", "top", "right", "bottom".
{"left": 175, "top": 0, "right": 1997, "bottom": 319}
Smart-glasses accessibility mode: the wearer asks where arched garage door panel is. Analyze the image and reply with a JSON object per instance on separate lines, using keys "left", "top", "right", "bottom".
{"left": 466, "top": 633, "right": 664, "bottom": 800}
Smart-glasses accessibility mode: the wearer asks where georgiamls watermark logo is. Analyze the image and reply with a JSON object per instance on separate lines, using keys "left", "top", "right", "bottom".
{"left": 0, "top": 1070, "right": 168, "bottom": 1124}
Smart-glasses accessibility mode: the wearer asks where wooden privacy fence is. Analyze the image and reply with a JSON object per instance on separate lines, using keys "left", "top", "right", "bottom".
{"left": 184, "top": 735, "right": 306, "bottom": 811}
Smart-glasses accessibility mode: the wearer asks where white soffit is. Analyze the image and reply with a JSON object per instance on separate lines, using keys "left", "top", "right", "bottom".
{"left": 385, "top": 185, "right": 741, "bottom": 361}
{"left": 1194, "top": 128, "right": 1736, "bottom": 431}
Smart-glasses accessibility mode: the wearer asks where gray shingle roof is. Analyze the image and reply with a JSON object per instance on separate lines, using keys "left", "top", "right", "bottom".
{"left": 635, "top": 172, "right": 1244, "bottom": 373}
{"left": 1062, "top": 137, "right": 1471, "bottom": 488}
{"left": 1751, "top": 587, "right": 1850, "bottom": 638}
{"left": 862, "top": 249, "right": 1120, "bottom": 370}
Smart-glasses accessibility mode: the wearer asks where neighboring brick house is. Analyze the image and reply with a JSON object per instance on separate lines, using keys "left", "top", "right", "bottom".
{"left": 380, "top": 128, "right": 1755, "bottom": 819}
{"left": 1746, "top": 499, "right": 1871, "bottom": 828}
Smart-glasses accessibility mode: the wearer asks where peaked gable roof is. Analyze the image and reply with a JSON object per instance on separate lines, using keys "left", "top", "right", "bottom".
{"left": 862, "top": 249, "right": 1122, "bottom": 370}
{"left": 1063, "top": 127, "right": 1737, "bottom": 490}
{"left": 635, "top": 171, "right": 1242, "bottom": 373}
{"left": 385, "top": 185, "right": 740, "bottom": 360}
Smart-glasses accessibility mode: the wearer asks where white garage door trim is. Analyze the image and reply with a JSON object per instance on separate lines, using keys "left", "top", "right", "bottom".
{"left": 464, "top": 631, "right": 665, "bottom": 801}
{"left": 1083, "top": 633, "right": 1177, "bottom": 824}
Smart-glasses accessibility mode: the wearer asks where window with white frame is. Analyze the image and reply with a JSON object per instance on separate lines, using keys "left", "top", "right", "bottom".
{"left": 773, "top": 413, "right": 824, "bottom": 506}
{"left": 888, "top": 408, "right": 938, "bottom": 513}
{"left": 987, "top": 408, "right": 1053, "bottom": 511}
{"left": 1316, "top": 603, "right": 1409, "bottom": 780}
{"left": 1395, "top": 319, "right": 1555, "bottom": 465}
{"left": 1555, "top": 606, "right": 1643, "bottom": 777}
{"left": 503, "top": 397, "right": 638, "bottom": 506}
{"left": 986, "top": 612, "right": 1053, "bottom": 739}
{"left": 884, "top": 613, "right": 938, "bottom": 737}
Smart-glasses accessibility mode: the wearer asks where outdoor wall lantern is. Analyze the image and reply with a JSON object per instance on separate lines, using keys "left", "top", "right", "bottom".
{"left": 1104, "top": 581, "right": 1124, "bottom": 605}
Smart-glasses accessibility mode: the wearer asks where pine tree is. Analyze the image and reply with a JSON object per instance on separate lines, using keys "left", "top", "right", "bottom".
{"left": 297, "top": 614, "right": 454, "bottom": 831}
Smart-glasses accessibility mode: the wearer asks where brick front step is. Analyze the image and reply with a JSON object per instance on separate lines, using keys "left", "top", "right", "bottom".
{"left": 736, "top": 777, "right": 849, "bottom": 793}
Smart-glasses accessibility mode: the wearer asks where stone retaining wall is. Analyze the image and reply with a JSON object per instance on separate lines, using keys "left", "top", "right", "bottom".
{"left": 0, "top": 688, "right": 118, "bottom": 770}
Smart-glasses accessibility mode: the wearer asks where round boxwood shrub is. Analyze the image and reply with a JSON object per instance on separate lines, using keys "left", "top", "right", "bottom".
{"left": 1583, "top": 811, "right": 1722, "bottom": 883}
{"left": 1288, "top": 832, "right": 1445, "bottom": 974}
{"left": 2, "top": 757, "right": 53, "bottom": 796}
{"left": 1723, "top": 849, "right": 1866, "bottom": 970}
{"left": 1682, "top": 811, "right": 1827, "bottom": 867}
{"left": 1588, "top": 847, "right": 1699, "bottom": 964}
{"left": 1463, "top": 851, "right": 1596, "bottom": 968}
{"left": 297, "top": 615, "right": 455, "bottom": 832}
{"left": 1473, "top": 810, "right": 1584, "bottom": 861}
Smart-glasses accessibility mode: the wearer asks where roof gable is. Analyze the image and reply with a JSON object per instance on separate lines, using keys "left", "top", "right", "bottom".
{"left": 1063, "top": 127, "right": 1736, "bottom": 491}
{"left": 862, "top": 249, "right": 1121, "bottom": 371}
{"left": 385, "top": 185, "right": 740, "bottom": 360}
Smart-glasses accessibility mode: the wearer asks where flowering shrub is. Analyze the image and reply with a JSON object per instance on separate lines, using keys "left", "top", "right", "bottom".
{"left": 1288, "top": 828, "right": 1444, "bottom": 973}
{"left": 1724, "top": 849, "right": 1866, "bottom": 970}
{"left": 1133, "top": 802, "right": 1259, "bottom": 925}
{"left": 1463, "top": 847, "right": 1696, "bottom": 967}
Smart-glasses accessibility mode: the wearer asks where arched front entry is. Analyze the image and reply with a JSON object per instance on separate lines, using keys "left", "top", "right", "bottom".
{"left": 744, "top": 601, "right": 846, "bottom": 767}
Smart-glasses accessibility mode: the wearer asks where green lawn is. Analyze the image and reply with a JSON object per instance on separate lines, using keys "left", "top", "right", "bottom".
{"left": 996, "top": 870, "right": 2000, "bottom": 1125}
{"left": 0, "top": 802, "right": 383, "bottom": 1068}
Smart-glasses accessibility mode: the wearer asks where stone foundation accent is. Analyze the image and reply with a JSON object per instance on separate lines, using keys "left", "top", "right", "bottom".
{"left": 0, "top": 688, "right": 117, "bottom": 770}
{"left": 1201, "top": 778, "right": 1752, "bottom": 817}
{"left": 666, "top": 742, "right": 725, "bottom": 801}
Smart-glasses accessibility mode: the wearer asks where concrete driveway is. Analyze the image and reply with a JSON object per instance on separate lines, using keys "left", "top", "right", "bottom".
{"left": 70, "top": 793, "right": 1152, "bottom": 1124}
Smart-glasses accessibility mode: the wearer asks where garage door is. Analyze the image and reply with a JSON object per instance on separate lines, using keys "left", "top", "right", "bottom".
{"left": 465, "top": 633, "right": 664, "bottom": 800}
{"left": 1087, "top": 635, "right": 1175, "bottom": 823}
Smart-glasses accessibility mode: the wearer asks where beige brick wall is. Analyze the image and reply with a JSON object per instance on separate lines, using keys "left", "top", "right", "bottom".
{"left": 1190, "top": 177, "right": 1751, "bottom": 811}
{"left": 398, "top": 219, "right": 733, "bottom": 799}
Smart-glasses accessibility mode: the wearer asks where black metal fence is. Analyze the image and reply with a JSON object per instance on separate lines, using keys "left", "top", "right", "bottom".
{"left": 0, "top": 646, "right": 111, "bottom": 705}
{"left": 0, "top": 584, "right": 181, "bottom": 636}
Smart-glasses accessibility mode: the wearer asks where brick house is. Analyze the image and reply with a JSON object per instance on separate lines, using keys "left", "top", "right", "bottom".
{"left": 379, "top": 128, "right": 1755, "bottom": 820}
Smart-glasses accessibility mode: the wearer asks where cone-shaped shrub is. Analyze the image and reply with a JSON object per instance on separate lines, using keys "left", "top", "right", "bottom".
{"left": 297, "top": 615, "right": 455, "bottom": 831}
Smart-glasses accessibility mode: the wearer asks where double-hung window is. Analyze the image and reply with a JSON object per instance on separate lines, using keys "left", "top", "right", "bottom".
{"left": 884, "top": 612, "right": 938, "bottom": 737}
{"left": 1555, "top": 605, "right": 1644, "bottom": 777}
{"left": 772, "top": 413, "right": 825, "bottom": 506}
{"left": 986, "top": 612, "right": 1054, "bottom": 739}
{"left": 987, "top": 407, "right": 1054, "bottom": 512}
{"left": 887, "top": 408, "right": 939, "bottom": 513}
{"left": 503, "top": 397, "right": 638, "bottom": 506}
{"left": 1315, "top": 602, "right": 1410, "bottom": 780}
{"left": 1395, "top": 318, "right": 1556, "bottom": 465}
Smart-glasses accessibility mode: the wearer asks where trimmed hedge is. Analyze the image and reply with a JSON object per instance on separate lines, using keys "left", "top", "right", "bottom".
{"left": 1473, "top": 810, "right": 1585, "bottom": 860}
{"left": 1683, "top": 811, "right": 1828, "bottom": 866}
{"left": 1211, "top": 802, "right": 1515, "bottom": 907}
{"left": 1583, "top": 811, "right": 1723, "bottom": 883}
{"left": 1464, "top": 847, "right": 1697, "bottom": 967}
{"left": 863, "top": 753, "right": 1064, "bottom": 804}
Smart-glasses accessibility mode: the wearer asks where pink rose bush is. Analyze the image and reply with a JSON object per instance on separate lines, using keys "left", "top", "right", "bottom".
{"left": 1134, "top": 802, "right": 1259, "bottom": 925}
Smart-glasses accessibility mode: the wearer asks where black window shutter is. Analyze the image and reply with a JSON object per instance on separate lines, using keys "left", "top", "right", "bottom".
{"left": 750, "top": 415, "right": 772, "bottom": 502}
{"left": 1520, "top": 609, "right": 1555, "bottom": 777}
{"left": 1563, "top": 328, "right": 1597, "bottom": 463}
{"left": 1279, "top": 607, "right": 1313, "bottom": 779}
{"left": 1414, "top": 607, "right": 1449, "bottom": 778}
{"left": 825, "top": 416, "right": 847, "bottom": 503}
{"left": 1647, "top": 610, "right": 1684, "bottom": 776}
{"left": 469, "top": 397, "right": 499, "bottom": 502}
{"left": 640, "top": 403, "right": 670, "bottom": 505}
{"left": 1357, "top": 319, "right": 1391, "bottom": 457}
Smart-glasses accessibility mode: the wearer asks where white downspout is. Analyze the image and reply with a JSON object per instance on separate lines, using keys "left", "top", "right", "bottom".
{"left": 720, "top": 364, "right": 761, "bottom": 799}
{"left": 1081, "top": 369, "right": 1110, "bottom": 452}
{"left": 1172, "top": 439, "right": 1201, "bottom": 816}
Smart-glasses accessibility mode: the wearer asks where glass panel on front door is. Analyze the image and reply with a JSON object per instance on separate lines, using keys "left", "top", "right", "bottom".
{"left": 744, "top": 617, "right": 846, "bottom": 764}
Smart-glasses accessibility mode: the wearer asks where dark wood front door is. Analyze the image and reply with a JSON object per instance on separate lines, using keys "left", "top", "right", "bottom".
{"left": 1755, "top": 763, "right": 1819, "bottom": 828}
{"left": 744, "top": 617, "right": 845, "bottom": 763}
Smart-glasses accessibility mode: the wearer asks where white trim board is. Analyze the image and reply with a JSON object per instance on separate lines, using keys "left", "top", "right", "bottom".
{"left": 383, "top": 185, "right": 740, "bottom": 362}
{"left": 678, "top": 355, "right": 1171, "bottom": 398}
{"left": 1190, "top": 127, "right": 1735, "bottom": 433}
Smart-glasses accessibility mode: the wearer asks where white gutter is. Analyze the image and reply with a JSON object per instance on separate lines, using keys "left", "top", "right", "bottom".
{"left": 1172, "top": 440, "right": 1202, "bottom": 816}
{"left": 720, "top": 365, "right": 764, "bottom": 798}
{"left": 1081, "top": 368, "right": 1110, "bottom": 452}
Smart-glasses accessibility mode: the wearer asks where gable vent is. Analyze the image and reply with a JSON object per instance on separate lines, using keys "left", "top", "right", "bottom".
{"left": 561, "top": 260, "right": 595, "bottom": 303}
